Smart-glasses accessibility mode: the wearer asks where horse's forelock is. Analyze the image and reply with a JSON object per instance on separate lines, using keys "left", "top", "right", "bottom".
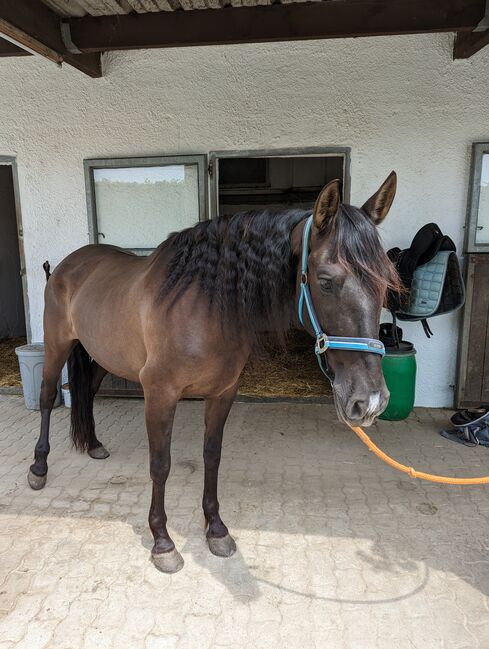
{"left": 325, "top": 204, "right": 402, "bottom": 304}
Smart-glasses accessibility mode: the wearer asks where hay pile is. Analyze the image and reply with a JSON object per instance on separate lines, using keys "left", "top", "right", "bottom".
{"left": 238, "top": 330, "right": 332, "bottom": 398}
{"left": 0, "top": 337, "right": 26, "bottom": 387}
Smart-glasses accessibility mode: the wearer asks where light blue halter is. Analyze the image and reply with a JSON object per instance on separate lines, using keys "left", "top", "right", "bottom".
{"left": 298, "top": 215, "right": 385, "bottom": 383}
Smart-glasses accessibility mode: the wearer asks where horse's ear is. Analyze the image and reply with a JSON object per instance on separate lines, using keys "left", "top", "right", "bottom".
{"left": 313, "top": 179, "right": 341, "bottom": 230}
{"left": 362, "top": 171, "right": 397, "bottom": 225}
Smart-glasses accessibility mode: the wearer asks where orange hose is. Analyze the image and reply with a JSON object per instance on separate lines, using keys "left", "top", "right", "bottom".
{"left": 351, "top": 426, "right": 489, "bottom": 485}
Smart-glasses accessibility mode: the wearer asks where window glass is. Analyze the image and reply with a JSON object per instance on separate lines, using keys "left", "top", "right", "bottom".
{"left": 475, "top": 153, "right": 489, "bottom": 244}
{"left": 93, "top": 164, "right": 199, "bottom": 251}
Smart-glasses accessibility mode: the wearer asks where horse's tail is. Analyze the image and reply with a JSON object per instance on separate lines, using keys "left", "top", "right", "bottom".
{"left": 43, "top": 261, "right": 51, "bottom": 282}
{"left": 68, "top": 342, "right": 95, "bottom": 452}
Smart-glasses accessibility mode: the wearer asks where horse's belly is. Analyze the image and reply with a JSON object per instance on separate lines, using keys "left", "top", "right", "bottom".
{"left": 82, "top": 340, "right": 143, "bottom": 384}
{"left": 70, "top": 266, "right": 147, "bottom": 381}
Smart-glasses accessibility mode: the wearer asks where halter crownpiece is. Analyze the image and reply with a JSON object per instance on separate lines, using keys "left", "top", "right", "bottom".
{"left": 298, "top": 215, "right": 385, "bottom": 383}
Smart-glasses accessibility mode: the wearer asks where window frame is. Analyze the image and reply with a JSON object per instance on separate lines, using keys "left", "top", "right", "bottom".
{"left": 208, "top": 146, "right": 351, "bottom": 219}
{"left": 464, "top": 142, "right": 489, "bottom": 254}
{"left": 84, "top": 154, "right": 208, "bottom": 255}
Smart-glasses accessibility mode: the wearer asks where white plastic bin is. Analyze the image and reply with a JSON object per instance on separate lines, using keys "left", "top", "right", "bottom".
{"left": 62, "top": 383, "right": 71, "bottom": 408}
{"left": 15, "top": 343, "right": 61, "bottom": 410}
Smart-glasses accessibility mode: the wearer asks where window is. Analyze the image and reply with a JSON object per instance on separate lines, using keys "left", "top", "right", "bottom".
{"left": 465, "top": 142, "right": 489, "bottom": 253}
{"left": 209, "top": 148, "right": 350, "bottom": 218}
{"left": 85, "top": 155, "right": 207, "bottom": 255}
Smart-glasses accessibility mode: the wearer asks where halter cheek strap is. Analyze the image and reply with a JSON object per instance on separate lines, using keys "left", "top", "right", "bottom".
{"left": 298, "top": 215, "right": 385, "bottom": 383}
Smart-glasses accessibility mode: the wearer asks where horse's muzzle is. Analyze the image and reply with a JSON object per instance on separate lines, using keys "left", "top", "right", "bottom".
{"left": 334, "top": 389, "right": 389, "bottom": 427}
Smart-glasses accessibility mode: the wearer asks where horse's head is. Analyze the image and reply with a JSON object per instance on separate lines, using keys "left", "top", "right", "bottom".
{"left": 300, "top": 172, "right": 400, "bottom": 427}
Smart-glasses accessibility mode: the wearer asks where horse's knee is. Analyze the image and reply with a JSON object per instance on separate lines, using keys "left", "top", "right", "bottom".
{"left": 150, "top": 459, "right": 171, "bottom": 484}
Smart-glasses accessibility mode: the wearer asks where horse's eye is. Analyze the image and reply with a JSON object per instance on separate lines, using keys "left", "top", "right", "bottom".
{"left": 319, "top": 278, "right": 334, "bottom": 293}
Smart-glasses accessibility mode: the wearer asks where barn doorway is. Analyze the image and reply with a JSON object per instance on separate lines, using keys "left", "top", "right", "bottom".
{"left": 211, "top": 150, "right": 349, "bottom": 399}
{"left": 0, "top": 162, "right": 27, "bottom": 388}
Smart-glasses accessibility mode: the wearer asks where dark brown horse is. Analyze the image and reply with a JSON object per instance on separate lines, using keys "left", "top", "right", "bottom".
{"left": 28, "top": 173, "right": 399, "bottom": 572}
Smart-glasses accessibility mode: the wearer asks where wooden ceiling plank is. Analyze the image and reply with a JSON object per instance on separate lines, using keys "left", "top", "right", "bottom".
{"left": 41, "top": 0, "right": 87, "bottom": 18}
{"left": 124, "top": 0, "right": 162, "bottom": 11}
{"left": 0, "top": 16, "right": 62, "bottom": 62}
{"left": 0, "top": 0, "right": 102, "bottom": 76}
{"left": 75, "top": 0, "right": 129, "bottom": 16}
{"left": 67, "top": 0, "right": 486, "bottom": 51}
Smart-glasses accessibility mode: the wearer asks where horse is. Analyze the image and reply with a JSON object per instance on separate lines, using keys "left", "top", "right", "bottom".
{"left": 28, "top": 172, "right": 400, "bottom": 573}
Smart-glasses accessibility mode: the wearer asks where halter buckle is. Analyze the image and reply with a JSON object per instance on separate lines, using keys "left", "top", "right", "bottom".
{"left": 315, "top": 334, "right": 329, "bottom": 354}
{"left": 301, "top": 271, "right": 308, "bottom": 284}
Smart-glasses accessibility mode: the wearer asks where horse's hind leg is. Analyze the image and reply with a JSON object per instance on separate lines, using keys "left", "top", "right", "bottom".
{"left": 86, "top": 362, "right": 110, "bottom": 460}
{"left": 203, "top": 384, "right": 238, "bottom": 558}
{"left": 28, "top": 341, "right": 74, "bottom": 490}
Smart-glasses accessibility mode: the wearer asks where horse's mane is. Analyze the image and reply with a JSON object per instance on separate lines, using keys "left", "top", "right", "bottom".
{"left": 156, "top": 205, "right": 400, "bottom": 339}
{"left": 157, "top": 209, "right": 307, "bottom": 338}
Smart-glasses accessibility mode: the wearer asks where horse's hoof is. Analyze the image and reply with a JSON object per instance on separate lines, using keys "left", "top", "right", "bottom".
{"left": 28, "top": 470, "right": 47, "bottom": 490}
{"left": 88, "top": 445, "right": 110, "bottom": 460}
{"left": 151, "top": 548, "right": 184, "bottom": 573}
{"left": 207, "top": 534, "right": 237, "bottom": 558}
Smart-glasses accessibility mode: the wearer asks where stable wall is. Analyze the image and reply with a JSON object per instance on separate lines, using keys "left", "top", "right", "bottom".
{"left": 1, "top": 33, "right": 488, "bottom": 407}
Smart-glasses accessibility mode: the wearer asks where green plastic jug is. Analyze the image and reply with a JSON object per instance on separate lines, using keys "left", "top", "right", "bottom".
{"left": 379, "top": 342, "right": 416, "bottom": 421}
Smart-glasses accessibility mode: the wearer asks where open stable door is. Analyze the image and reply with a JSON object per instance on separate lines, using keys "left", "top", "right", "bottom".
{"left": 84, "top": 154, "right": 208, "bottom": 396}
{"left": 456, "top": 143, "right": 489, "bottom": 407}
{"left": 208, "top": 147, "right": 350, "bottom": 219}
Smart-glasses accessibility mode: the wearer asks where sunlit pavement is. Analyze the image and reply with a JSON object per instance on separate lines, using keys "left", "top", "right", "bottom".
{"left": 1, "top": 395, "right": 488, "bottom": 649}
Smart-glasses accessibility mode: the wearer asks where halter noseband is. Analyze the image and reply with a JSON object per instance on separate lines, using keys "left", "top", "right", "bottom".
{"left": 298, "top": 215, "right": 385, "bottom": 383}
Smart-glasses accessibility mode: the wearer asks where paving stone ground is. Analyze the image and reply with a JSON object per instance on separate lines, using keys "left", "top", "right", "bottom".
{"left": 1, "top": 394, "right": 489, "bottom": 649}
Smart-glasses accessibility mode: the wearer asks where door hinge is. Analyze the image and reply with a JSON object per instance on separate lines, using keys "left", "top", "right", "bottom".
{"left": 208, "top": 160, "right": 213, "bottom": 178}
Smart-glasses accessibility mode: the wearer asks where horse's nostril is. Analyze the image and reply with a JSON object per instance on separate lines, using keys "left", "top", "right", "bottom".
{"left": 348, "top": 399, "right": 366, "bottom": 420}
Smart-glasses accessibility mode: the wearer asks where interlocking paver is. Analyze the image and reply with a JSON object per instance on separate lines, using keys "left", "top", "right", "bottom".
{"left": 1, "top": 395, "right": 489, "bottom": 648}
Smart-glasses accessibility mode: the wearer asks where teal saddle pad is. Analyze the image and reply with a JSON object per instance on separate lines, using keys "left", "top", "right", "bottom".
{"left": 397, "top": 250, "right": 465, "bottom": 321}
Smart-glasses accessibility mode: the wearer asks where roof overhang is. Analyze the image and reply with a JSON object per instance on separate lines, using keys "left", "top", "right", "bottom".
{"left": 0, "top": 0, "right": 487, "bottom": 78}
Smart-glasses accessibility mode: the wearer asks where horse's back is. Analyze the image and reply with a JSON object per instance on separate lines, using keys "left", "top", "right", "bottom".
{"left": 47, "top": 244, "right": 147, "bottom": 302}
{"left": 51, "top": 243, "right": 138, "bottom": 282}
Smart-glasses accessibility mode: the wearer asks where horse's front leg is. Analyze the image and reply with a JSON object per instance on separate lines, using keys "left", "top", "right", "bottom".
{"left": 203, "top": 384, "right": 238, "bottom": 558}
{"left": 142, "top": 383, "right": 182, "bottom": 573}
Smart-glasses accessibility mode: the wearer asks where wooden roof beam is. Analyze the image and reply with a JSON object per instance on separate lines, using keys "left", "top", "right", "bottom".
{"left": 0, "top": 0, "right": 102, "bottom": 77}
{"left": 454, "top": 0, "right": 489, "bottom": 58}
{"left": 454, "top": 28, "right": 489, "bottom": 58}
{"left": 67, "top": 0, "right": 486, "bottom": 52}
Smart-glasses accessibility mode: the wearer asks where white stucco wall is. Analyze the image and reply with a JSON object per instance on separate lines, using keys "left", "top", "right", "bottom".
{"left": 1, "top": 33, "right": 488, "bottom": 407}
